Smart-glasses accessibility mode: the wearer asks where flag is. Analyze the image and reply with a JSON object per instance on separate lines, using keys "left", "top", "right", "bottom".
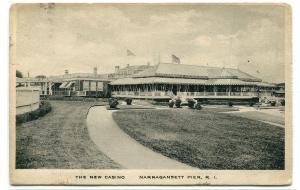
{"left": 127, "top": 49, "right": 135, "bottom": 56}
{"left": 172, "top": 54, "right": 180, "bottom": 64}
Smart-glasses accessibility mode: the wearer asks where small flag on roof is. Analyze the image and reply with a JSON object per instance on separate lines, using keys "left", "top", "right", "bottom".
{"left": 172, "top": 54, "right": 180, "bottom": 64}
{"left": 127, "top": 49, "right": 136, "bottom": 56}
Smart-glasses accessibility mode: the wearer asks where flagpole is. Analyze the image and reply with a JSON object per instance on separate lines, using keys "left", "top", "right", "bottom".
{"left": 158, "top": 52, "right": 161, "bottom": 64}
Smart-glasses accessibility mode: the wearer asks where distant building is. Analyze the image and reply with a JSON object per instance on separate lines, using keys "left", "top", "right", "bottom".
{"left": 108, "top": 63, "right": 153, "bottom": 79}
{"left": 16, "top": 68, "right": 111, "bottom": 98}
{"left": 16, "top": 64, "right": 153, "bottom": 98}
{"left": 274, "top": 83, "right": 285, "bottom": 98}
{"left": 16, "top": 63, "right": 279, "bottom": 103}
{"left": 110, "top": 63, "right": 276, "bottom": 103}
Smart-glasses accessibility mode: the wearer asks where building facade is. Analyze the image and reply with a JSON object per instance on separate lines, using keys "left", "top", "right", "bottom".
{"left": 16, "top": 68, "right": 111, "bottom": 98}
{"left": 110, "top": 63, "right": 277, "bottom": 103}
{"left": 16, "top": 63, "right": 281, "bottom": 103}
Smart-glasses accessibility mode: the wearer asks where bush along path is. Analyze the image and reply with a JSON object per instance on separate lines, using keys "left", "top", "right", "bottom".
{"left": 16, "top": 101, "right": 52, "bottom": 125}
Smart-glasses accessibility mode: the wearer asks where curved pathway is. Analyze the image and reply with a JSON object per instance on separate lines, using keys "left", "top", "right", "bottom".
{"left": 86, "top": 106, "right": 195, "bottom": 169}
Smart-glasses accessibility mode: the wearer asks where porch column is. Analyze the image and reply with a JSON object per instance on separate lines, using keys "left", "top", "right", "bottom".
{"left": 228, "top": 85, "right": 231, "bottom": 96}
{"left": 213, "top": 86, "right": 217, "bottom": 96}
{"left": 241, "top": 85, "right": 244, "bottom": 96}
{"left": 43, "top": 82, "right": 47, "bottom": 95}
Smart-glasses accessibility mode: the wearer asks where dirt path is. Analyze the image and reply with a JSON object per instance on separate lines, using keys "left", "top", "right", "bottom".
{"left": 86, "top": 106, "right": 195, "bottom": 169}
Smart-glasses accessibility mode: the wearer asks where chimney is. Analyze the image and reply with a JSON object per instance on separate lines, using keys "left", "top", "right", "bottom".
{"left": 127, "top": 64, "right": 130, "bottom": 68}
{"left": 93, "top": 67, "right": 97, "bottom": 75}
{"left": 147, "top": 62, "right": 150, "bottom": 66}
{"left": 65, "top": 70, "right": 69, "bottom": 75}
{"left": 115, "top": 66, "right": 120, "bottom": 73}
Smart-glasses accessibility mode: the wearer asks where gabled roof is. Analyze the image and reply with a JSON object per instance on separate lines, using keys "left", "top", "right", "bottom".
{"left": 256, "top": 82, "right": 276, "bottom": 87}
{"left": 110, "top": 77, "right": 260, "bottom": 86}
{"left": 206, "top": 79, "right": 254, "bottom": 86}
{"left": 117, "top": 64, "right": 152, "bottom": 71}
{"left": 16, "top": 77, "right": 50, "bottom": 82}
{"left": 110, "top": 77, "right": 207, "bottom": 85}
{"left": 131, "top": 63, "right": 261, "bottom": 82}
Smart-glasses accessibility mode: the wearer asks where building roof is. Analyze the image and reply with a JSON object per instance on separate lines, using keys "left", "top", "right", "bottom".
{"left": 17, "top": 73, "right": 111, "bottom": 83}
{"left": 16, "top": 77, "right": 50, "bottom": 82}
{"left": 205, "top": 79, "right": 254, "bottom": 86}
{"left": 48, "top": 73, "right": 110, "bottom": 80}
{"left": 276, "top": 83, "right": 285, "bottom": 87}
{"left": 117, "top": 64, "right": 152, "bottom": 73}
{"left": 110, "top": 77, "right": 207, "bottom": 85}
{"left": 131, "top": 63, "right": 261, "bottom": 82}
{"left": 111, "top": 77, "right": 261, "bottom": 86}
{"left": 256, "top": 82, "right": 276, "bottom": 87}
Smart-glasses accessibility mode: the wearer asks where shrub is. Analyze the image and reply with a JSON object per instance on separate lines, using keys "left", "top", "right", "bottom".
{"left": 280, "top": 99, "right": 285, "bottom": 106}
{"left": 169, "top": 100, "right": 175, "bottom": 108}
{"left": 175, "top": 98, "right": 182, "bottom": 108}
{"left": 270, "top": 101, "right": 276, "bottom": 106}
{"left": 195, "top": 102, "right": 202, "bottom": 110}
{"left": 39, "top": 101, "right": 52, "bottom": 116}
{"left": 16, "top": 101, "right": 52, "bottom": 125}
{"left": 108, "top": 98, "right": 119, "bottom": 109}
{"left": 187, "top": 98, "right": 196, "bottom": 109}
{"left": 16, "top": 114, "right": 29, "bottom": 124}
{"left": 228, "top": 101, "right": 233, "bottom": 107}
{"left": 125, "top": 98, "right": 133, "bottom": 105}
{"left": 28, "top": 110, "right": 39, "bottom": 121}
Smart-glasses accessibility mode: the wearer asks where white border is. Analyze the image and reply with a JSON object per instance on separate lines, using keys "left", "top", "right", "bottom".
{"left": 1, "top": 0, "right": 299, "bottom": 189}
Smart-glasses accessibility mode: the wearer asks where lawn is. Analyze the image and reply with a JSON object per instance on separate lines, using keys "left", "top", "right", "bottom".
{"left": 112, "top": 108, "right": 284, "bottom": 170}
{"left": 229, "top": 111, "right": 284, "bottom": 125}
{"left": 16, "top": 101, "right": 121, "bottom": 169}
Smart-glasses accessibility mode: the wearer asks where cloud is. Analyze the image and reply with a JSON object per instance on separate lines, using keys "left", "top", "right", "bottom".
{"left": 15, "top": 4, "right": 286, "bottom": 82}
{"left": 194, "top": 35, "right": 212, "bottom": 47}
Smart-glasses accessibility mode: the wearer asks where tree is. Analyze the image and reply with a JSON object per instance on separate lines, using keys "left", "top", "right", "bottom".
{"left": 35, "top": 75, "right": 46, "bottom": 79}
{"left": 16, "top": 70, "right": 23, "bottom": 78}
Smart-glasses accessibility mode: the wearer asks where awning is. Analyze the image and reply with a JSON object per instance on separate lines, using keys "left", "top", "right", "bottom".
{"left": 65, "top": 81, "right": 75, "bottom": 88}
{"left": 59, "top": 82, "right": 69, "bottom": 88}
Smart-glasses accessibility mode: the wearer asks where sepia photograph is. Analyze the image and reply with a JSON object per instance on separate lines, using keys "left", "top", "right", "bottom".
{"left": 9, "top": 3, "right": 292, "bottom": 185}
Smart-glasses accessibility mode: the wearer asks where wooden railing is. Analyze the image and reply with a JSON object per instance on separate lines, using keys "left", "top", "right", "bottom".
{"left": 230, "top": 92, "right": 241, "bottom": 96}
{"left": 76, "top": 91, "right": 86, "bottom": 96}
{"left": 111, "top": 91, "right": 257, "bottom": 98}
{"left": 52, "top": 90, "right": 71, "bottom": 96}
{"left": 216, "top": 92, "right": 228, "bottom": 96}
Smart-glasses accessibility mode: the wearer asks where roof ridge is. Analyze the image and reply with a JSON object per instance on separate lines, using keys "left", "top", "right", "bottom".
{"left": 158, "top": 62, "right": 233, "bottom": 70}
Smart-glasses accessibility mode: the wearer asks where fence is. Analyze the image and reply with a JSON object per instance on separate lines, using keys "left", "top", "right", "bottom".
{"left": 16, "top": 87, "right": 40, "bottom": 115}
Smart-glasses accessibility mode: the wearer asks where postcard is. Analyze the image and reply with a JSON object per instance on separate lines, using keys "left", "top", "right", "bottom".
{"left": 10, "top": 3, "right": 292, "bottom": 185}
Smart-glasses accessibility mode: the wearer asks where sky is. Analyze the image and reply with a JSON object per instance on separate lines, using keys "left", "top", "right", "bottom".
{"left": 13, "top": 4, "right": 288, "bottom": 83}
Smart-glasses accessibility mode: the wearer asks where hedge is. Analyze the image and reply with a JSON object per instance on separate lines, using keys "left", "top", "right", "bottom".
{"left": 16, "top": 101, "right": 52, "bottom": 125}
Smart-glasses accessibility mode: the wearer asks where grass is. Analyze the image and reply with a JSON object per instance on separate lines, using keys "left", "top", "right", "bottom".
{"left": 203, "top": 105, "right": 240, "bottom": 113}
{"left": 229, "top": 111, "right": 284, "bottom": 125}
{"left": 112, "top": 108, "right": 284, "bottom": 170}
{"left": 16, "top": 101, "right": 121, "bottom": 169}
